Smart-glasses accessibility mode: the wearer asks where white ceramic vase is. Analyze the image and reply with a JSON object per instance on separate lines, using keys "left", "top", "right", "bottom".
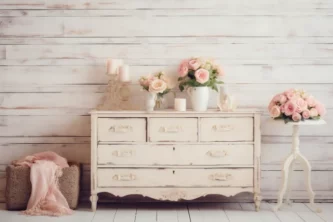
{"left": 146, "top": 93, "right": 156, "bottom": 112}
{"left": 187, "top": 87, "right": 209, "bottom": 111}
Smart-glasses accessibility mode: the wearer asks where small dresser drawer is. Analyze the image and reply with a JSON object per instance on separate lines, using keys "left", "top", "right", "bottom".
{"left": 201, "top": 118, "right": 253, "bottom": 142}
{"left": 149, "top": 118, "right": 198, "bottom": 142}
{"left": 97, "top": 168, "right": 253, "bottom": 188}
{"left": 97, "top": 145, "right": 253, "bottom": 165}
{"left": 97, "top": 118, "right": 146, "bottom": 142}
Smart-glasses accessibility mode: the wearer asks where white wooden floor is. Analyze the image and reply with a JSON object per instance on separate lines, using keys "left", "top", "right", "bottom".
{"left": 1, "top": 202, "right": 332, "bottom": 222}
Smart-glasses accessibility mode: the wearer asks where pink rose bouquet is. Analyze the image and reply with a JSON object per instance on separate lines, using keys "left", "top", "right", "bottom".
{"left": 139, "top": 71, "right": 175, "bottom": 97}
{"left": 177, "top": 57, "right": 224, "bottom": 91}
{"left": 268, "top": 89, "right": 326, "bottom": 122}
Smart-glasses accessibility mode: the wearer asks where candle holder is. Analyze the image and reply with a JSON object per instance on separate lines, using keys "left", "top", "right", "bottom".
{"left": 97, "top": 73, "right": 132, "bottom": 110}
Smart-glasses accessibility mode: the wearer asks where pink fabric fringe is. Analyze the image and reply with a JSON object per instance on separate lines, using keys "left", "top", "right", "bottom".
{"left": 13, "top": 151, "right": 73, "bottom": 216}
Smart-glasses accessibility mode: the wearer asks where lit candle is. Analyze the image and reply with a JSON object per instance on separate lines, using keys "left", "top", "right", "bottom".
{"left": 119, "top": 65, "right": 130, "bottom": 82}
{"left": 106, "top": 59, "right": 123, "bottom": 74}
{"left": 174, "top": 98, "right": 186, "bottom": 111}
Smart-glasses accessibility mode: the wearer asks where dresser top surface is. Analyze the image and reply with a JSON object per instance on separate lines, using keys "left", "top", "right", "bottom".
{"left": 91, "top": 109, "right": 261, "bottom": 115}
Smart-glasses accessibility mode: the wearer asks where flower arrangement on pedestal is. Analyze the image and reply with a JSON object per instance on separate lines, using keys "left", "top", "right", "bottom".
{"left": 177, "top": 57, "right": 224, "bottom": 111}
{"left": 268, "top": 89, "right": 326, "bottom": 122}
{"left": 139, "top": 72, "right": 176, "bottom": 111}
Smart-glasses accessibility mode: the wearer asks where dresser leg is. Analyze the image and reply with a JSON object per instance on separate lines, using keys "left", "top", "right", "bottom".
{"left": 254, "top": 193, "right": 261, "bottom": 211}
{"left": 90, "top": 194, "right": 98, "bottom": 212}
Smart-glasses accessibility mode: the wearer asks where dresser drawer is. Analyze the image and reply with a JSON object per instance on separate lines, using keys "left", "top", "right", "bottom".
{"left": 97, "top": 145, "right": 253, "bottom": 165}
{"left": 200, "top": 118, "right": 253, "bottom": 142}
{"left": 97, "top": 168, "right": 253, "bottom": 187}
{"left": 149, "top": 118, "right": 198, "bottom": 142}
{"left": 97, "top": 118, "right": 146, "bottom": 142}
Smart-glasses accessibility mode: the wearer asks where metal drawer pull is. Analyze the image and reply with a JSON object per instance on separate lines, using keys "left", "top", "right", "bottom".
{"left": 113, "top": 174, "right": 136, "bottom": 181}
{"left": 212, "top": 125, "right": 234, "bottom": 132}
{"left": 112, "top": 150, "right": 134, "bottom": 157}
{"left": 159, "top": 126, "right": 183, "bottom": 133}
{"left": 209, "top": 173, "right": 232, "bottom": 181}
{"left": 206, "top": 150, "right": 228, "bottom": 158}
{"left": 109, "top": 125, "right": 133, "bottom": 133}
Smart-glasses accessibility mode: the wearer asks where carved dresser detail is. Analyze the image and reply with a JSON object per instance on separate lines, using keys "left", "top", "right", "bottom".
{"left": 90, "top": 110, "right": 261, "bottom": 211}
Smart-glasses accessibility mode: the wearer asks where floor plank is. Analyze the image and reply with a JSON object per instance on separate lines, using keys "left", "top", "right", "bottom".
{"left": 135, "top": 205, "right": 156, "bottom": 222}
{"left": 92, "top": 204, "right": 117, "bottom": 222}
{"left": 292, "top": 203, "right": 325, "bottom": 222}
{"left": 188, "top": 203, "right": 229, "bottom": 222}
{"left": 156, "top": 204, "right": 190, "bottom": 222}
{"left": 308, "top": 203, "right": 333, "bottom": 222}
{"left": 113, "top": 204, "right": 137, "bottom": 222}
{"left": 268, "top": 202, "right": 304, "bottom": 222}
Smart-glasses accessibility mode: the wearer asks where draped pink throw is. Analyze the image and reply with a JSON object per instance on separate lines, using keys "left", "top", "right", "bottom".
{"left": 12, "top": 151, "right": 73, "bottom": 216}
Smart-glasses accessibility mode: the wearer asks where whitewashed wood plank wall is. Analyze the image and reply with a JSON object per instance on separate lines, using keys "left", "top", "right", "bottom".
{"left": 0, "top": 0, "right": 333, "bottom": 202}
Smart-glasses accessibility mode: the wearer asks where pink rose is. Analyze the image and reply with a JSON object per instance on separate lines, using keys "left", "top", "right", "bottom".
{"left": 284, "top": 89, "right": 295, "bottom": 100}
{"left": 284, "top": 101, "right": 296, "bottom": 116}
{"left": 273, "top": 94, "right": 287, "bottom": 104}
{"left": 292, "top": 113, "right": 302, "bottom": 122}
{"left": 280, "top": 104, "right": 285, "bottom": 113}
{"left": 302, "top": 109, "right": 310, "bottom": 119}
{"left": 316, "top": 102, "right": 326, "bottom": 116}
{"left": 194, "top": 68, "right": 210, "bottom": 84}
{"left": 306, "top": 96, "right": 317, "bottom": 108}
{"left": 295, "top": 97, "right": 308, "bottom": 113}
{"left": 178, "top": 60, "right": 189, "bottom": 77}
{"left": 310, "top": 108, "right": 319, "bottom": 117}
{"left": 188, "top": 59, "right": 201, "bottom": 70}
{"left": 270, "top": 105, "right": 281, "bottom": 118}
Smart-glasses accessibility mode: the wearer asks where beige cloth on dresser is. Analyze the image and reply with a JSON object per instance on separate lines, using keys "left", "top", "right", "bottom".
{"left": 12, "top": 151, "right": 73, "bottom": 216}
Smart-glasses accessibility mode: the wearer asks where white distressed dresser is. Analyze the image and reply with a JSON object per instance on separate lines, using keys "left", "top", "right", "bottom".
{"left": 90, "top": 110, "right": 261, "bottom": 211}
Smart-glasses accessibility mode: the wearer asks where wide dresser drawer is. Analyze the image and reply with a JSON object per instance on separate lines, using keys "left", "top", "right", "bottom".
{"left": 200, "top": 118, "right": 254, "bottom": 142}
{"left": 97, "top": 144, "right": 253, "bottom": 165}
{"left": 97, "top": 118, "right": 146, "bottom": 142}
{"left": 149, "top": 118, "right": 198, "bottom": 142}
{"left": 97, "top": 168, "right": 253, "bottom": 187}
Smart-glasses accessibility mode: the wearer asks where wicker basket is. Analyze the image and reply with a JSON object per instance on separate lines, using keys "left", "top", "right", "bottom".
{"left": 5, "top": 162, "right": 81, "bottom": 210}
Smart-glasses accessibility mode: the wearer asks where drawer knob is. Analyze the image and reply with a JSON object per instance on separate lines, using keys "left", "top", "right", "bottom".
{"left": 212, "top": 125, "right": 234, "bottom": 132}
{"left": 113, "top": 174, "right": 136, "bottom": 181}
{"left": 112, "top": 150, "right": 134, "bottom": 157}
{"left": 209, "top": 173, "right": 232, "bottom": 181}
{"left": 159, "top": 126, "right": 183, "bottom": 133}
{"left": 206, "top": 150, "right": 228, "bottom": 158}
{"left": 109, "top": 125, "right": 133, "bottom": 133}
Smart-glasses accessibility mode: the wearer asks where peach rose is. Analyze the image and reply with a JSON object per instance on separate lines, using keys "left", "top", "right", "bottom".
{"left": 188, "top": 59, "right": 201, "bottom": 70}
{"left": 284, "top": 101, "right": 296, "bottom": 116}
{"left": 268, "top": 100, "right": 275, "bottom": 111}
{"left": 302, "top": 109, "right": 310, "bottom": 119}
{"left": 306, "top": 96, "right": 317, "bottom": 107}
{"left": 292, "top": 112, "right": 302, "bottom": 122}
{"left": 194, "top": 68, "right": 210, "bottom": 84}
{"left": 178, "top": 60, "right": 189, "bottom": 77}
{"left": 316, "top": 102, "right": 326, "bottom": 116}
{"left": 216, "top": 65, "right": 225, "bottom": 76}
{"left": 270, "top": 105, "right": 281, "bottom": 118}
{"left": 149, "top": 79, "right": 167, "bottom": 94}
{"left": 310, "top": 108, "right": 319, "bottom": 117}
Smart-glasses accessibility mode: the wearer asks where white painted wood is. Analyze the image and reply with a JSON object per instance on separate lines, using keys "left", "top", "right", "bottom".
{"left": 135, "top": 206, "right": 156, "bottom": 222}
{"left": 97, "top": 118, "right": 146, "bottom": 142}
{"left": 188, "top": 203, "right": 229, "bottom": 222}
{"left": 97, "top": 144, "right": 254, "bottom": 165}
{"left": 97, "top": 168, "right": 253, "bottom": 188}
{"left": 149, "top": 118, "right": 198, "bottom": 142}
{"left": 200, "top": 117, "right": 253, "bottom": 142}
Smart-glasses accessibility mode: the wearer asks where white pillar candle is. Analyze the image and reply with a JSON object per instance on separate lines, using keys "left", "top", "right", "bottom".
{"left": 174, "top": 98, "right": 186, "bottom": 111}
{"left": 106, "top": 59, "right": 123, "bottom": 74}
{"left": 119, "top": 65, "right": 130, "bottom": 82}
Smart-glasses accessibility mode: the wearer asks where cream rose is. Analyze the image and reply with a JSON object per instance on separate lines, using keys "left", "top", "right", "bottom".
{"left": 270, "top": 105, "right": 281, "bottom": 118}
{"left": 309, "top": 108, "right": 319, "bottom": 117}
{"left": 149, "top": 79, "right": 167, "bottom": 94}
{"left": 292, "top": 112, "right": 302, "bottom": 122}
{"left": 194, "top": 68, "right": 210, "bottom": 84}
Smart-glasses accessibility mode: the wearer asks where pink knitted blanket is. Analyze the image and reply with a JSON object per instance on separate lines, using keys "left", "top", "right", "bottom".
{"left": 13, "top": 151, "right": 73, "bottom": 216}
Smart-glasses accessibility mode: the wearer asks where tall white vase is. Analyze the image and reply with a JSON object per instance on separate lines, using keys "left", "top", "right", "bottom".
{"left": 187, "top": 87, "right": 209, "bottom": 111}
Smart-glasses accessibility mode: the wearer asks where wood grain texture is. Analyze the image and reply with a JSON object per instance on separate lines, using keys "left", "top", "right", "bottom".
{"left": 1, "top": 0, "right": 333, "bottom": 202}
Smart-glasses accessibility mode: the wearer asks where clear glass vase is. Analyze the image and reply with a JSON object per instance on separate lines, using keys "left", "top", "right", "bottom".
{"left": 155, "top": 95, "right": 168, "bottom": 110}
